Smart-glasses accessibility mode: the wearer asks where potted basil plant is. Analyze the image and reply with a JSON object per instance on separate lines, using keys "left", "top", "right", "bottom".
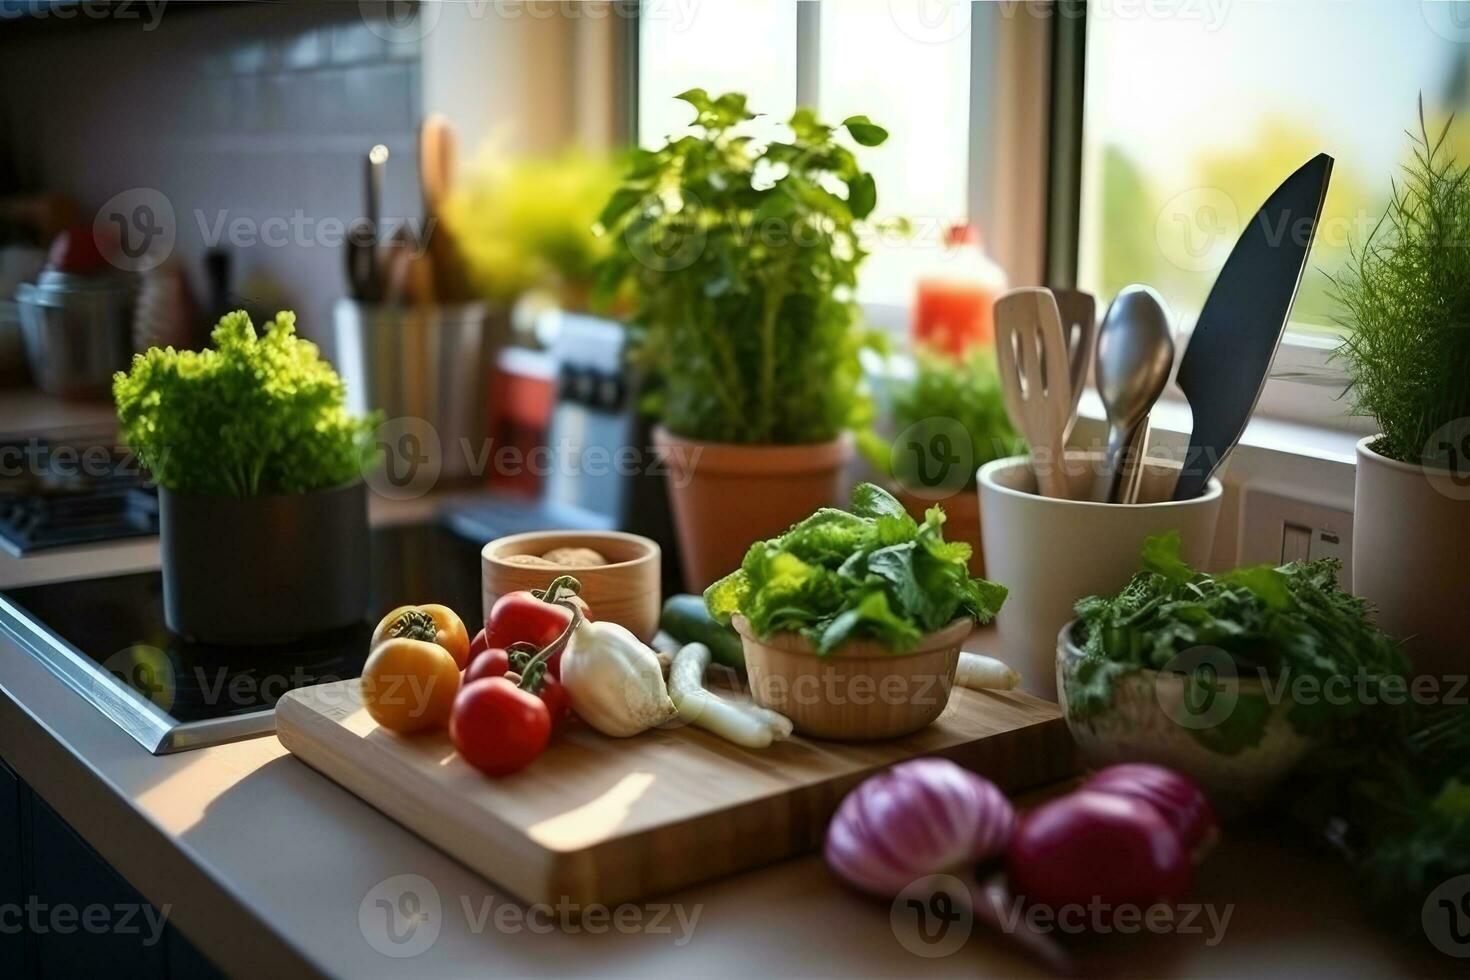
{"left": 595, "top": 90, "right": 890, "bottom": 590}
{"left": 114, "top": 311, "right": 381, "bottom": 644}
{"left": 1332, "top": 108, "right": 1470, "bottom": 677}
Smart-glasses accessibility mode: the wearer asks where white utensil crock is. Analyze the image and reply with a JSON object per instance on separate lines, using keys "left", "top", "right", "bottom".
{"left": 979, "top": 453, "right": 1223, "bottom": 700}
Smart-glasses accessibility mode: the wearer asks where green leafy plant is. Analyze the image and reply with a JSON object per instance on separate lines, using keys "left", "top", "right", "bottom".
{"left": 1289, "top": 701, "right": 1470, "bottom": 936}
{"left": 858, "top": 347, "right": 1026, "bottom": 490}
{"left": 1069, "top": 531, "right": 1407, "bottom": 754}
{"left": 1331, "top": 104, "right": 1470, "bottom": 466}
{"left": 704, "top": 483, "right": 1007, "bottom": 653}
{"left": 594, "top": 89, "right": 892, "bottom": 444}
{"left": 443, "top": 148, "right": 623, "bottom": 308}
{"left": 114, "top": 311, "right": 380, "bottom": 497}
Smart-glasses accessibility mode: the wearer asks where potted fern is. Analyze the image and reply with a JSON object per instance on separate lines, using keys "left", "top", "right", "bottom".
{"left": 595, "top": 90, "right": 888, "bottom": 589}
{"left": 1333, "top": 107, "right": 1470, "bottom": 677}
{"left": 114, "top": 311, "right": 380, "bottom": 644}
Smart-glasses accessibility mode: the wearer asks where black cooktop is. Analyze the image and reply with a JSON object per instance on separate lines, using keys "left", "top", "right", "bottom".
{"left": 0, "top": 521, "right": 486, "bottom": 752}
{"left": 0, "top": 436, "right": 160, "bottom": 556}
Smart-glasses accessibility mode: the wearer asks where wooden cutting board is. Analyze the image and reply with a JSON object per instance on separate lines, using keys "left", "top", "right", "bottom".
{"left": 277, "top": 680, "right": 1074, "bottom": 908}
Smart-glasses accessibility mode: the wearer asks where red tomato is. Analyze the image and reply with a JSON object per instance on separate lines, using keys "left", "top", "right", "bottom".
{"left": 450, "top": 678, "right": 551, "bottom": 777}
{"left": 484, "top": 593, "right": 574, "bottom": 673}
{"left": 464, "top": 647, "right": 510, "bottom": 685}
{"left": 536, "top": 671, "right": 568, "bottom": 727}
{"left": 467, "top": 628, "right": 491, "bottom": 662}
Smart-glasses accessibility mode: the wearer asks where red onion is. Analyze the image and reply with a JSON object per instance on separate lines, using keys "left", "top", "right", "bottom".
{"left": 825, "top": 758, "right": 1015, "bottom": 897}
{"left": 1007, "top": 790, "right": 1193, "bottom": 913}
{"left": 1083, "top": 764, "right": 1218, "bottom": 859}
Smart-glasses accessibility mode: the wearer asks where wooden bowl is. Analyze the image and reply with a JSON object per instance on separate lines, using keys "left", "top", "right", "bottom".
{"left": 732, "top": 614, "right": 972, "bottom": 741}
{"left": 482, "top": 531, "right": 661, "bottom": 642}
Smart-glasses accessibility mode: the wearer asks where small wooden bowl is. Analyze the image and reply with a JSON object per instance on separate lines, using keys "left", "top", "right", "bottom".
{"left": 482, "top": 531, "right": 661, "bottom": 642}
{"left": 732, "top": 614, "right": 972, "bottom": 741}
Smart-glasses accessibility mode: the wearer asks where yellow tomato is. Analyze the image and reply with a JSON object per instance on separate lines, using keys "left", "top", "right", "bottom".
{"left": 371, "top": 603, "right": 472, "bottom": 669}
{"left": 361, "top": 638, "right": 461, "bottom": 734}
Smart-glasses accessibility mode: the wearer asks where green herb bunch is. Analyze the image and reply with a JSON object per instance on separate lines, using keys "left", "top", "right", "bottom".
{"left": 858, "top": 347, "right": 1026, "bottom": 490}
{"left": 1288, "top": 701, "right": 1470, "bottom": 936}
{"left": 704, "top": 483, "right": 1007, "bottom": 653}
{"left": 114, "top": 311, "right": 381, "bottom": 497}
{"left": 594, "top": 90, "right": 891, "bottom": 445}
{"left": 1069, "top": 531, "right": 1408, "bottom": 754}
{"left": 1331, "top": 103, "right": 1470, "bottom": 466}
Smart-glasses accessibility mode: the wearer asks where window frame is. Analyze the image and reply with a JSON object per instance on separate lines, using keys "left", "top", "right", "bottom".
{"left": 631, "top": 0, "right": 1359, "bottom": 434}
{"left": 1052, "top": 0, "right": 1357, "bottom": 433}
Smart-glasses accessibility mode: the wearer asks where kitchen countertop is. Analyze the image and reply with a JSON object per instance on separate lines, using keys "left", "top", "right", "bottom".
{"left": 0, "top": 500, "right": 1448, "bottom": 978}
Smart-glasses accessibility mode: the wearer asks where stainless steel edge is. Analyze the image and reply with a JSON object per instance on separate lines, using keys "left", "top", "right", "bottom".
{"left": 0, "top": 593, "right": 279, "bottom": 754}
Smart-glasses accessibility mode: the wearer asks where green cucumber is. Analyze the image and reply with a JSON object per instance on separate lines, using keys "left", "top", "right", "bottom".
{"left": 660, "top": 594, "right": 745, "bottom": 670}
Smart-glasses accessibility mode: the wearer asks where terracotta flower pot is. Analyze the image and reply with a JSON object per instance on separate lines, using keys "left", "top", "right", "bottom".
{"left": 654, "top": 426, "right": 852, "bottom": 592}
{"left": 1352, "top": 436, "right": 1469, "bottom": 678}
{"left": 733, "top": 614, "right": 970, "bottom": 741}
{"left": 895, "top": 486, "right": 984, "bottom": 577}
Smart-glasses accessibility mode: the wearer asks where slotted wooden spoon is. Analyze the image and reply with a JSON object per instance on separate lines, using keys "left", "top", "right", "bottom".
{"left": 994, "top": 287, "right": 1073, "bottom": 499}
{"left": 1051, "top": 287, "right": 1097, "bottom": 440}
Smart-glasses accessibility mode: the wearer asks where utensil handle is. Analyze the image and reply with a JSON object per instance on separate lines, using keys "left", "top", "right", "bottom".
{"left": 1122, "top": 421, "right": 1150, "bottom": 504}
{"left": 1103, "top": 424, "right": 1133, "bottom": 503}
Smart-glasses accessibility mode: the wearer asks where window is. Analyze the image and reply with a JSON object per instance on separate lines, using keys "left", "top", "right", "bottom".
{"left": 1078, "top": 0, "right": 1470, "bottom": 342}
{"left": 636, "top": 0, "right": 986, "bottom": 320}
{"left": 816, "top": 0, "right": 974, "bottom": 307}
{"left": 637, "top": 0, "right": 798, "bottom": 146}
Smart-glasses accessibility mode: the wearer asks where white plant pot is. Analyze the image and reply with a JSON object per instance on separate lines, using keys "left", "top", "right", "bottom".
{"left": 1352, "top": 435, "right": 1470, "bottom": 677}
{"left": 978, "top": 453, "right": 1223, "bottom": 700}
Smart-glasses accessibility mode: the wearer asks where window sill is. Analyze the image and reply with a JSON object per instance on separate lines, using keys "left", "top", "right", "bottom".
{"left": 1073, "top": 388, "right": 1367, "bottom": 469}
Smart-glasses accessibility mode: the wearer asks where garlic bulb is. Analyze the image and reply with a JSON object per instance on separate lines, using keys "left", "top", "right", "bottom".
{"left": 559, "top": 618, "right": 677, "bottom": 737}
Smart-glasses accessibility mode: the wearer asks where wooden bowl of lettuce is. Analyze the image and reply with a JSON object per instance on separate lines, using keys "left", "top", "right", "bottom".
{"left": 1055, "top": 531, "right": 1408, "bottom": 814}
{"left": 705, "top": 483, "right": 1008, "bottom": 741}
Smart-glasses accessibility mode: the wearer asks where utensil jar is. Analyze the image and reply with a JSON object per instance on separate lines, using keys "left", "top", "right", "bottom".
{"left": 979, "top": 452, "right": 1223, "bottom": 699}
{"left": 333, "top": 299, "right": 495, "bottom": 480}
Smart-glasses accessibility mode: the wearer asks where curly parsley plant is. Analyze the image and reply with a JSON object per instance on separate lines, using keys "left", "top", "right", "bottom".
{"left": 114, "top": 311, "right": 380, "bottom": 497}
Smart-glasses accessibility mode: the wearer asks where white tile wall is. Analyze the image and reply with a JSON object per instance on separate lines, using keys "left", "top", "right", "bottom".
{"left": 0, "top": 3, "right": 424, "bottom": 357}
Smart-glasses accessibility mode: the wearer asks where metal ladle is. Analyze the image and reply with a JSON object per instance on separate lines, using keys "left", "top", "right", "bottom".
{"left": 1096, "top": 285, "right": 1175, "bottom": 503}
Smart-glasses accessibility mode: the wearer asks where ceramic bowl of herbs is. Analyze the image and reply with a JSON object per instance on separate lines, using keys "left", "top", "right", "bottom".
{"left": 1056, "top": 531, "right": 1407, "bottom": 814}
{"left": 705, "top": 483, "right": 1008, "bottom": 740}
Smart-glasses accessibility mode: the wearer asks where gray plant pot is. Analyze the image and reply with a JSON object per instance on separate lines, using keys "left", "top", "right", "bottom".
{"left": 159, "top": 481, "right": 370, "bottom": 645}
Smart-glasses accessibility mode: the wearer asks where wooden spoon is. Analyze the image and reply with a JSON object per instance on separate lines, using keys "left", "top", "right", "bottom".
{"left": 1050, "top": 287, "right": 1096, "bottom": 441}
{"left": 994, "top": 287, "right": 1073, "bottom": 499}
{"left": 418, "top": 113, "right": 470, "bottom": 303}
